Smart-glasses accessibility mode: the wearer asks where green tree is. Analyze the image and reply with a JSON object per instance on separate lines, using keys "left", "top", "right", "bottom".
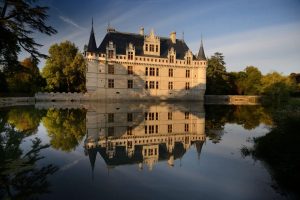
{"left": 234, "top": 66, "right": 262, "bottom": 95}
{"left": 206, "top": 52, "right": 231, "bottom": 94}
{"left": 0, "top": 0, "right": 57, "bottom": 68}
{"left": 5, "top": 57, "right": 45, "bottom": 95}
{"left": 42, "top": 109, "right": 86, "bottom": 152}
{"left": 261, "top": 72, "right": 295, "bottom": 104}
{"left": 42, "top": 41, "right": 86, "bottom": 92}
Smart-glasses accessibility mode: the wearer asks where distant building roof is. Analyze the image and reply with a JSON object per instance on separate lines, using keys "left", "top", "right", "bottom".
{"left": 93, "top": 31, "right": 199, "bottom": 60}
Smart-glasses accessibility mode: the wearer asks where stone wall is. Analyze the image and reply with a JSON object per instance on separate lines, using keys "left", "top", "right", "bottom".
{"left": 205, "top": 95, "right": 261, "bottom": 105}
{"left": 35, "top": 92, "right": 84, "bottom": 101}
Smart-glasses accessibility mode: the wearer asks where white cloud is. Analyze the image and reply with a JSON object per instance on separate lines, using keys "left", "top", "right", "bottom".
{"left": 59, "top": 16, "right": 84, "bottom": 30}
{"left": 189, "top": 22, "right": 300, "bottom": 74}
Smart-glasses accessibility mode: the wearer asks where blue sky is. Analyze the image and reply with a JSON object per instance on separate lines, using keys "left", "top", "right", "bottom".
{"left": 26, "top": 0, "right": 300, "bottom": 74}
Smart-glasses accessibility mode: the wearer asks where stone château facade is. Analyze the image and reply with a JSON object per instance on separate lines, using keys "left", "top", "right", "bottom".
{"left": 84, "top": 22, "right": 207, "bottom": 101}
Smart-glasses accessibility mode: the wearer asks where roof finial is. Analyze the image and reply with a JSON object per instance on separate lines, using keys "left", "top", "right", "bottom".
{"left": 92, "top": 17, "right": 93, "bottom": 27}
{"left": 182, "top": 31, "right": 184, "bottom": 41}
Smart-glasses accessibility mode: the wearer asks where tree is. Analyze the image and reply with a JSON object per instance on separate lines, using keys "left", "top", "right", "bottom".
{"left": 42, "top": 41, "right": 86, "bottom": 92}
{"left": 261, "top": 72, "right": 295, "bottom": 104}
{"left": 206, "top": 52, "right": 231, "bottom": 94}
{"left": 5, "top": 57, "right": 45, "bottom": 95}
{"left": 0, "top": 0, "right": 57, "bottom": 68}
{"left": 233, "top": 66, "right": 262, "bottom": 95}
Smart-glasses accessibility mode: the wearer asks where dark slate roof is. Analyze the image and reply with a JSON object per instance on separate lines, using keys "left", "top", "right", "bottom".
{"left": 87, "top": 26, "right": 97, "bottom": 52}
{"left": 96, "top": 31, "right": 197, "bottom": 60}
{"left": 197, "top": 40, "right": 206, "bottom": 60}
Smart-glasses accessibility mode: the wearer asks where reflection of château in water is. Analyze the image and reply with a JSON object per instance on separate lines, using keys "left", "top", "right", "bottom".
{"left": 84, "top": 102, "right": 205, "bottom": 171}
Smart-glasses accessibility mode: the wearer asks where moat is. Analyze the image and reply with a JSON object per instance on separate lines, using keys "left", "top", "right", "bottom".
{"left": 0, "top": 102, "right": 297, "bottom": 199}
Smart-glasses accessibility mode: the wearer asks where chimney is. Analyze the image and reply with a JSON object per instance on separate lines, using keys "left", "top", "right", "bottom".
{"left": 139, "top": 27, "right": 144, "bottom": 35}
{"left": 170, "top": 32, "right": 176, "bottom": 43}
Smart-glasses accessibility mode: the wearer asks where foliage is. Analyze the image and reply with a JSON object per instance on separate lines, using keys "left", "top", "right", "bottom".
{"left": 4, "top": 57, "right": 45, "bottom": 95}
{"left": 234, "top": 66, "right": 262, "bottom": 95}
{"left": 0, "top": 0, "right": 57, "bottom": 69}
{"left": 261, "top": 72, "right": 295, "bottom": 104}
{"left": 0, "top": 112, "right": 58, "bottom": 199}
{"left": 42, "top": 108, "right": 86, "bottom": 152}
{"left": 206, "top": 52, "right": 231, "bottom": 94}
{"left": 42, "top": 41, "right": 86, "bottom": 92}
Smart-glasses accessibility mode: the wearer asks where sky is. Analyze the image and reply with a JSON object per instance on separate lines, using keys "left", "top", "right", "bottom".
{"left": 22, "top": 0, "right": 300, "bottom": 74}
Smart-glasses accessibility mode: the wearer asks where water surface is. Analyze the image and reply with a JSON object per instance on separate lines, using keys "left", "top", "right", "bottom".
{"left": 0, "top": 102, "right": 290, "bottom": 199}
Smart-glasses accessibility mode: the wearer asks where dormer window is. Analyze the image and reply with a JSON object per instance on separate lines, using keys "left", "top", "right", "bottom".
{"left": 128, "top": 52, "right": 133, "bottom": 60}
{"left": 169, "top": 55, "right": 174, "bottom": 63}
{"left": 187, "top": 57, "right": 191, "bottom": 65}
{"left": 146, "top": 44, "right": 148, "bottom": 51}
{"left": 108, "top": 50, "right": 114, "bottom": 58}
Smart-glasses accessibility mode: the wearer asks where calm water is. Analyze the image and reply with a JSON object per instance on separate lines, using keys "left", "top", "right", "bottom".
{"left": 0, "top": 102, "right": 292, "bottom": 199}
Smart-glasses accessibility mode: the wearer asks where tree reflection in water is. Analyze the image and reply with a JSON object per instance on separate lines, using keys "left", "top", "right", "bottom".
{"left": 205, "top": 105, "right": 273, "bottom": 143}
{"left": 42, "top": 108, "right": 86, "bottom": 152}
{"left": 0, "top": 108, "right": 58, "bottom": 200}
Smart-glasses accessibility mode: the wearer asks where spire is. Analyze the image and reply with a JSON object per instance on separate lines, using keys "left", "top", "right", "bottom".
{"left": 195, "top": 141, "right": 204, "bottom": 160}
{"left": 88, "top": 148, "right": 97, "bottom": 180}
{"left": 87, "top": 18, "right": 97, "bottom": 52}
{"left": 197, "top": 35, "right": 206, "bottom": 60}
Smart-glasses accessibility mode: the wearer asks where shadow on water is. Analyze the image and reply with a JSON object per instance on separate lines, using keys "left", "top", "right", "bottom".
{"left": 0, "top": 107, "right": 58, "bottom": 200}
{"left": 241, "top": 105, "right": 300, "bottom": 198}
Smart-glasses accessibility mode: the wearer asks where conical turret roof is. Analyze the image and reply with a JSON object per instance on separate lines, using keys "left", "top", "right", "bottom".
{"left": 87, "top": 19, "right": 97, "bottom": 52}
{"left": 197, "top": 38, "right": 206, "bottom": 60}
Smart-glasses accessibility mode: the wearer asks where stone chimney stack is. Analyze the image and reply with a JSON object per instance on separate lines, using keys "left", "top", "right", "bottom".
{"left": 170, "top": 32, "right": 176, "bottom": 43}
{"left": 139, "top": 27, "right": 144, "bottom": 35}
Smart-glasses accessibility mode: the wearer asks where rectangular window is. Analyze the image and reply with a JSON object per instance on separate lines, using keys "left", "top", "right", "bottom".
{"left": 145, "top": 67, "right": 148, "bottom": 76}
{"left": 169, "top": 55, "right": 174, "bottom": 63}
{"left": 169, "top": 68, "right": 173, "bottom": 77}
{"left": 168, "top": 82, "right": 173, "bottom": 90}
{"left": 108, "top": 50, "right": 114, "bottom": 58}
{"left": 184, "top": 124, "right": 189, "bottom": 132}
{"left": 128, "top": 52, "right": 133, "bottom": 60}
{"left": 145, "top": 44, "right": 148, "bottom": 51}
{"left": 186, "top": 70, "right": 190, "bottom": 78}
{"left": 156, "top": 45, "right": 158, "bottom": 52}
{"left": 127, "top": 126, "right": 132, "bottom": 135}
{"left": 145, "top": 113, "right": 148, "bottom": 120}
{"left": 168, "top": 112, "right": 172, "bottom": 120}
{"left": 155, "top": 125, "right": 158, "bottom": 133}
{"left": 156, "top": 81, "right": 159, "bottom": 89}
{"left": 156, "top": 112, "right": 159, "bottom": 120}
{"left": 150, "top": 67, "right": 155, "bottom": 76}
{"left": 149, "top": 81, "right": 155, "bottom": 89}
{"left": 185, "top": 82, "right": 190, "bottom": 90}
{"left": 185, "top": 112, "right": 190, "bottom": 119}
{"left": 128, "top": 66, "right": 133, "bottom": 75}
{"left": 127, "top": 113, "right": 133, "bottom": 122}
{"left": 128, "top": 80, "right": 133, "bottom": 88}
{"left": 149, "top": 125, "right": 154, "bottom": 134}
{"left": 108, "top": 64, "right": 114, "bottom": 74}
{"left": 145, "top": 125, "right": 147, "bottom": 134}
{"left": 108, "top": 79, "right": 114, "bottom": 88}
{"left": 168, "top": 125, "right": 172, "bottom": 133}
{"left": 150, "top": 44, "right": 154, "bottom": 52}
{"left": 187, "top": 57, "right": 191, "bottom": 65}
{"left": 108, "top": 113, "right": 114, "bottom": 123}
{"left": 156, "top": 68, "right": 159, "bottom": 76}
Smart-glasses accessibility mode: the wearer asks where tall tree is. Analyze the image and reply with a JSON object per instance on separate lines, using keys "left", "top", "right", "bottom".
{"left": 206, "top": 52, "right": 230, "bottom": 94}
{"left": 0, "top": 0, "right": 57, "bottom": 68}
{"left": 42, "top": 41, "right": 86, "bottom": 92}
